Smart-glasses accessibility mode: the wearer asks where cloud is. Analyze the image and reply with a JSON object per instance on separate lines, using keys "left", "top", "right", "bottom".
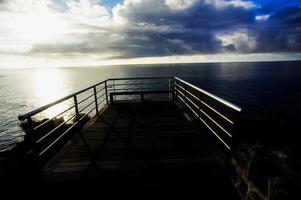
{"left": 0, "top": 0, "right": 114, "bottom": 55}
{"left": 108, "top": 0, "right": 258, "bottom": 58}
{"left": 255, "top": 14, "right": 269, "bottom": 21}
{"left": 216, "top": 28, "right": 257, "bottom": 52}
{"left": 255, "top": 6, "right": 301, "bottom": 52}
{"left": 165, "top": 0, "right": 197, "bottom": 10}
{"left": 206, "top": 0, "right": 256, "bottom": 10}
{"left": 109, "top": 1, "right": 301, "bottom": 57}
{"left": 0, "top": 0, "right": 300, "bottom": 68}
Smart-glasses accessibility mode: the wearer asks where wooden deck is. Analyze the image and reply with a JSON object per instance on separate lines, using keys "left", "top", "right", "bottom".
{"left": 43, "top": 101, "right": 239, "bottom": 196}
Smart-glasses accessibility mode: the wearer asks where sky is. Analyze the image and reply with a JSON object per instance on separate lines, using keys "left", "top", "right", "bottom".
{"left": 0, "top": 0, "right": 301, "bottom": 68}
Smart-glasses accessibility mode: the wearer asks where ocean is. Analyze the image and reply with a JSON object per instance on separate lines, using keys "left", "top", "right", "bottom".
{"left": 1, "top": 61, "right": 301, "bottom": 152}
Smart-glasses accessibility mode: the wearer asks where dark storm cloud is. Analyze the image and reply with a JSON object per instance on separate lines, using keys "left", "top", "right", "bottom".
{"left": 25, "top": 0, "right": 301, "bottom": 58}
{"left": 112, "top": 29, "right": 222, "bottom": 58}
{"left": 108, "top": 0, "right": 258, "bottom": 58}
{"left": 255, "top": 6, "right": 301, "bottom": 52}
{"left": 269, "top": 6, "right": 301, "bottom": 23}
{"left": 107, "top": 0, "right": 301, "bottom": 58}
{"left": 126, "top": 1, "right": 255, "bottom": 29}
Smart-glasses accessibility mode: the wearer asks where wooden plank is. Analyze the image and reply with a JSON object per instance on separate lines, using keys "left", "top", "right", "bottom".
{"left": 44, "top": 101, "right": 233, "bottom": 189}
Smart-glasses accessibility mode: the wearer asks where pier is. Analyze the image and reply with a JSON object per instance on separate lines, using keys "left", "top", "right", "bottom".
{"left": 17, "top": 77, "right": 242, "bottom": 195}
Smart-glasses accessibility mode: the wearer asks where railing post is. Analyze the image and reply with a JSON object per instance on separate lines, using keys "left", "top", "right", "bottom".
{"left": 110, "top": 93, "right": 114, "bottom": 104}
{"left": 198, "top": 91, "right": 203, "bottom": 118}
{"left": 93, "top": 86, "right": 99, "bottom": 115}
{"left": 168, "top": 78, "right": 171, "bottom": 101}
{"left": 74, "top": 95, "right": 80, "bottom": 121}
{"left": 105, "top": 81, "right": 108, "bottom": 104}
{"left": 184, "top": 83, "right": 188, "bottom": 100}
{"left": 174, "top": 78, "right": 178, "bottom": 101}
{"left": 113, "top": 80, "right": 116, "bottom": 92}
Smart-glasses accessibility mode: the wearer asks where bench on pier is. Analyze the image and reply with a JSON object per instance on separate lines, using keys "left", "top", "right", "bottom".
{"left": 109, "top": 90, "right": 175, "bottom": 103}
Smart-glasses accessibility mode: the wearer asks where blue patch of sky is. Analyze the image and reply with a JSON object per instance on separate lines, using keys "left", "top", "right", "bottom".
{"left": 100, "top": 0, "right": 123, "bottom": 8}
{"left": 51, "top": 1, "right": 301, "bottom": 15}
{"left": 52, "top": 0, "right": 123, "bottom": 11}
{"left": 52, "top": 0, "right": 68, "bottom": 11}
{"left": 253, "top": 0, "right": 301, "bottom": 15}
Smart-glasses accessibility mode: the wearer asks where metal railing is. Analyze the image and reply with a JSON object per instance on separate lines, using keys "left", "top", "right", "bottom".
{"left": 174, "top": 77, "right": 242, "bottom": 150}
{"left": 19, "top": 80, "right": 108, "bottom": 159}
{"left": 18, "top": 76, "right": 241, "bottom": 162}
{"left": 18, "top": 77, "right": 173, "bottom": 161}
{"left": 106, "top": 77, "right": 174, "bottom": 102}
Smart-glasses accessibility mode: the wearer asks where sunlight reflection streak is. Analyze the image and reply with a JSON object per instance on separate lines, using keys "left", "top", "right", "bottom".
{"left": 33, "top": 69, "right": 69, "bottom": 119}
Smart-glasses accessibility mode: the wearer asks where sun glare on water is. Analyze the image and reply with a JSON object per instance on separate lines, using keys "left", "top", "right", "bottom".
{"left": 33, "top": 69, "right": 70, "bottom": 119}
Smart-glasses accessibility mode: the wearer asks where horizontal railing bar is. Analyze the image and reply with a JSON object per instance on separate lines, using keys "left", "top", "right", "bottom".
{"left": 86, "top": 106, "right": 97, "bottom": 116}
{"left": 201, "top": 100, "right": 234, "bottom": 125}
{"left": 175, "top": 82, "right": 234, "bottom": 124}
{"left": 107, "top": 77, "right": 173, "bottom": 81}
{"left": 108, "top": 88, "right": 168, "bottom": 92}
{"left": 96, "top": 86, "right": 105, "bottom": 94}
{"left": 112, "top": 86, "right": 168, "bottom": 90}
{"left": 176, "top": 88, "right": 232, "bottom": 138}
{"left": 39, "top": 120, "right": 78, "bottom": 157}
{"left": 97, "top": 98, "right": 106, "bottom": 106}
{"left": 34, "top": 105, "right": 75, "bottom": 131}
{"left": 19, "top": 97, "right": 73, "bottom": 121}
{"left": 97, "top": 92, "right": 106, "bottom": 101}
{"left": 40, "top": 101, "right": 105, "bottom": 157}
{"left": 113, "top": 87, "right": 171, "bottom": 91}
{"left": 39, "top": 104, "right": 99, "bottom": 157}
{"left": 110, "top": 90, "right": 173, "bottom": 95}
{"left": 18, "top": 80, "right": 106, "bottom": 120}
{"left": 199, "top": 108, "right": 232, "bottom": 138}
{"left": 75, "top": 80, "right": 106, "bottom": 95}
{"left": 108, "top": 81, "right": 174, "bottom": 84}
{"left": 177, "top": 95, "right": 231, "bottom": 150}
{"left": 175, "top": 77, "right": 241, "bottom": 112}
{"left": 78, "top": 100, "right": 96, "bottom": 113}
{"left": 112, "top": 83, "right": 168, "bottom": 87}
{"left": 175, "top": 82, "right": 199, "bottom": 101}
{"left": 36, "top": 113, "right": 77, "bottom": 144}
{"left": 77, "top": 93, "right": 95, "bottom": 105}
{"left": 176, "top": 88, "right": 200, "bottom": 110}
{"left": 113, "top": 98, "right": 171, "bottom": 102}
{"left": 108, "top": 83, "right": 170, "bottom": 86}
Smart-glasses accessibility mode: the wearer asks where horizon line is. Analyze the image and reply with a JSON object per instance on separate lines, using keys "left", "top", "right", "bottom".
{"left": 1, "top": 53, "right": 301, "bottom": 69}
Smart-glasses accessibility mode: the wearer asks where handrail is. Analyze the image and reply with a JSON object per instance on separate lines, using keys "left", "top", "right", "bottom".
{"left": 175, "top": 77, "right": 242, "bottom": 112}
{"left": 18, "top": 76, "right": 241, "bottom": 159}
{"left": 176, "top": 88, "right": 232, "bottom": 137}
{"left": 175, "top": 82, "right": 234, "bottom": 124}
{"left": 18, "top": 78, "right": 172, "bottom": 121}
{"left": 33, "top": 105, "right": 75, "bottom": 131}
{"left": 177, "top": 95, "right": 231, "bottom": 150}
{"left": 18, "top": 80, "right": 106, "bottom": 120}
{"left": 174, "top": 77, "right": 242, "bottom": 150}
{"left": 107, "top": 76, "right": 174, "bottom": 81}
{"left": 18, "top": 77, "right": 173, "bottom": 160}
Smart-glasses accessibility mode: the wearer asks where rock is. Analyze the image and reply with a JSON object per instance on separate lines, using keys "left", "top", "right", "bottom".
{"left": 231, "top": 144, "right": 298, "bottom": 200}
